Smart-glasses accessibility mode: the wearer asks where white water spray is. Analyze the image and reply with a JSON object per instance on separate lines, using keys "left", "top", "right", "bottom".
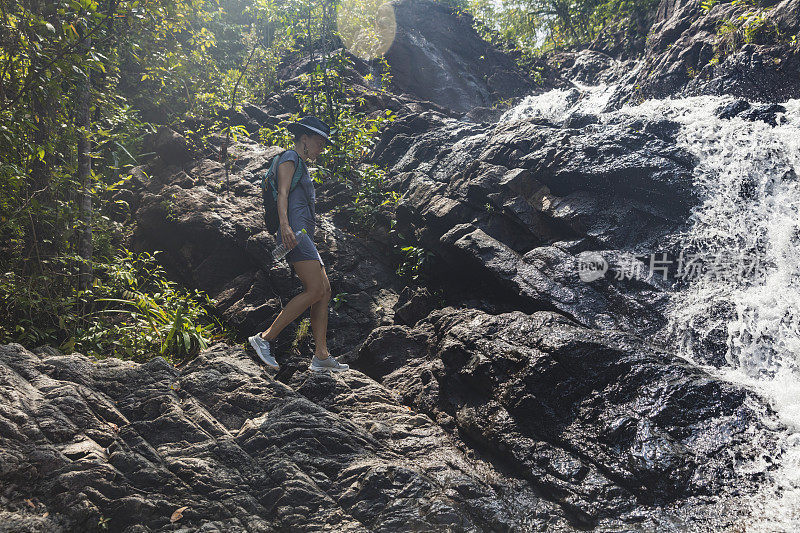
{"left": 499, "top": 80, "right": 618, "bottom": 124}
{"left": 643, "top": 95, "right": 800, "bottom": 533}
{"left": 498, "top": 83, "right": 800, "bottom": 531}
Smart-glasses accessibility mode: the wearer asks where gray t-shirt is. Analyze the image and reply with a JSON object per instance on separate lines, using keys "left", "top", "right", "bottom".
{"left": 276, "top": 149, "right": 316, "bottom": 233}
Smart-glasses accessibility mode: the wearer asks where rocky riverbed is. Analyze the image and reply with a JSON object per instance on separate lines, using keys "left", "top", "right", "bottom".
{"left": 3, "top": 0, "right": 800, "bottom": 531}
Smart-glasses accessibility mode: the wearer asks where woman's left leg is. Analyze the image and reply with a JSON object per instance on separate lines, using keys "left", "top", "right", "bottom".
{"left": 309, "top": 261, "right": 332, "bottom": 358}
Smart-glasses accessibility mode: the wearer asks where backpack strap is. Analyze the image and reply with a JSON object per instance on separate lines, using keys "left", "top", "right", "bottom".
{"left": 265, "top": 149, "right": 306, "bottom": 201}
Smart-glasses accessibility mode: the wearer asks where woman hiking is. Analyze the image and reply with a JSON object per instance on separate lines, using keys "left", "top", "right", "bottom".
{"left": 248, "top": 116, "right": 349, "bottom": 373}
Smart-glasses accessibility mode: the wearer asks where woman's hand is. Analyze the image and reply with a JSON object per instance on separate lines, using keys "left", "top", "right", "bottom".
{"left": 280, "top": 223, "right": 298, "bottom": 250}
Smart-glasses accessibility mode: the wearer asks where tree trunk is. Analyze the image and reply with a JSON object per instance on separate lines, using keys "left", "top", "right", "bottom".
{"left": 77, "top": 36, "right": 93, "bottom": 292}
{"left": 23, "top": 0, "right": 55, "bottom": 273}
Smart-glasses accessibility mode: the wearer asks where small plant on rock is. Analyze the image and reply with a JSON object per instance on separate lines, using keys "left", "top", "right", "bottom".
{"left": 396, "top": 245, "right": 435, "bottom": 282}
{"left": 292, "top": 317, "right": 311, "bottom": 351}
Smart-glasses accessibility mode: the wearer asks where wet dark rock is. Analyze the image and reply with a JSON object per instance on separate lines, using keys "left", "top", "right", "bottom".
{"left": 240, "top": 103, "right": 276, "bottom": 127}
{"left": 463, "top": 106, "right": 507, "bottom": 124}
{"left": 715, "top": 99, "right": 786, "bottom": 126}
{"left": 439, "top": 226, "right": 676, "bottom": 336}
{"left": 686, "top": 43, "right": 800, "bottom": 103}
{"left": 383, "top": 0, "right": 539, "bottom": 113}
{"left": 354, "top": 307, "right": 782, "bottom": 528}
{"left": 0, "top": 342, "right": 577, "bottom": 532}
{"left": 739, "top": 103, "right": 787, "bottom": 126}
{"left": 675, "top": 299, "right": 737, "bottom": 368}
{"left": 548, "top": 49, "right": 632, "bottom": 86}
{"left": 715, "top": 98, "right": 751, "bottom": 119}
{"left": 563, "top": 111, "right": 600, "bottom": 129}
{"left": 3, "top": 305, "right": 776, "bottom": 531}
{"left": 604, "top": 0, "right": 800, "bottom": 108}
{"left": 369, "top": 108, "right": 698, "bottom": 337}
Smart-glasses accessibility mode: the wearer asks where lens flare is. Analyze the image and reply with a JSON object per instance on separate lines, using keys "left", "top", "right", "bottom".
{"left": 336, "top": 0, "right": 396, "bottom": 60}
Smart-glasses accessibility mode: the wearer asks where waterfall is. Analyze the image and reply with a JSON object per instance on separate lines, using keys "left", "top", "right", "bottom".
{"left": 643, "top": 95, "right": 800, "bottom": 533}
{"left": 497, "top": 84, "right": 800, "bottom": 531}
{"left": 498, "top": 80, "right": 618, "bottom": 124}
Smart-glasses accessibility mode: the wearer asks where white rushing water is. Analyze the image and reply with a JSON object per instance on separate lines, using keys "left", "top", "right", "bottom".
{"left": 498, "top": 84, "right": 800, "bottom": 531}
{"left": 498, "top": 80, "right": 619, "bottom": 124}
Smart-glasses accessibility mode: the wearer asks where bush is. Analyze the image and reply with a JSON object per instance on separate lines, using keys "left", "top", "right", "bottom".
{"left": 710, "top": 0, "right": 787, "bottom": 65}
{"left": 344, "top": 164, "right": 401, "bottom": 230}
{"left": 74, "top": 248, "right": 230, "bottom": 363}
{"left": 0, "top": 247, "right": 230, "bottom": 363}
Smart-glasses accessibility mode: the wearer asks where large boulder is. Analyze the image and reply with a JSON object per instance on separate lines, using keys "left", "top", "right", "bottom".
{"left": 381, "top": 0, "right": 542, "bottom": 113}
{"left": 0, "top": 342, "right": 576, "bottom": 531}
{"left": 369, "top": 107, "right": 697, "bottom": 339}
{"left": 0, "top": 307, "right": 782, "bottom": 530}
{"left": 351, "top": 307, "right": 782, "bottom": 527}
{"left": 605, "top": 0, "right": 800, "bottom": 108}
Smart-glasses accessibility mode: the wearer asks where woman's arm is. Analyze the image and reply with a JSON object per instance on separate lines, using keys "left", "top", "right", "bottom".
{"left": 277, "top": 159, "right": 298, "bottom": 250}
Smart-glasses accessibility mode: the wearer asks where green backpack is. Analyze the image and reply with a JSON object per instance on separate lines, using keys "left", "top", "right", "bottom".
{"left": 262, "top": 149, "right": 307, "bottom": 233}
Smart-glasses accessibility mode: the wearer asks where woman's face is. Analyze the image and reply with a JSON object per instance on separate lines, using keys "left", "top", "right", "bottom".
{"left": 301, "top": 133, "right": 327, "bottom": 161}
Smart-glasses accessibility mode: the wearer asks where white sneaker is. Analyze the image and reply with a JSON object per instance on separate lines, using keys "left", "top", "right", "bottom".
{"left": 309, "top": 354, "right": 349, "bottom": 372}
{"left": 248, "top": 334, "right": 279, "bottom": 369}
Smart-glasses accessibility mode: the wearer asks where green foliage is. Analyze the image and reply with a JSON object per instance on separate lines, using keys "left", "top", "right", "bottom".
{"left": 292, "top": 317, "right": 311, "bottom": 350}
{"left": 247, "top": 0, "right": 335, "bottom": 100}
{"left": 0, "top": 257, "right": 77, "bottom": 347}
{"left": 1, "top": 247, "right": 230, "bottom": 362}
{"left": 396, "top": 245, "right": 436, "bottom": 282}
{"left": 159, "top": 192, "right": 179, "bottom": 222}
{"left": 491, "top": 96, "right": 515, "bottom": 110}
{"left": 75, "top": 248, "right": 229, "bottom": 362}
{"left": 332, "top": 292, "right": 348, "bottom": 310}
{"left": 387, "top": 218, "right": 437, "bottom": 285}
{"left": 1, "top": 0, "right": 295, "bottom": 363}
{"left": 709, "top": 0, "right": 786, "bottom": 66}
{"left": 442, "top": 0, "right": 659, "bottom": 64}
{"left": 0, "top": 0, "right": 220, "bottom": 360}
{"left": 346, "top": 164, "right": 401, "bottom": 230}
{"left": 377, "top": 56, "right": 394, "bottom": 89}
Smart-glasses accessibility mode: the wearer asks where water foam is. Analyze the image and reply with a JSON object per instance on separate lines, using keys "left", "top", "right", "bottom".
{"left": 649, "top": 96, "right": 800, "bottom": 533}
{"left": 498, "top": 80, "right": 618, "bottom": 124}
{"left": 499, "top": 83, "right": 800, "bottom": 530}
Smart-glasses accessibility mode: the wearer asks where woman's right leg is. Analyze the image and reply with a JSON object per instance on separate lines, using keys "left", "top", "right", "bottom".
{"left": 260, "top": 259, "right": 325, "bottom": 341}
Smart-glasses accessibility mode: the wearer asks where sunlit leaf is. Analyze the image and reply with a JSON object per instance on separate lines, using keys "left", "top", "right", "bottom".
{"left": 170, "top": 507, "right": 188, "bottom": 523}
